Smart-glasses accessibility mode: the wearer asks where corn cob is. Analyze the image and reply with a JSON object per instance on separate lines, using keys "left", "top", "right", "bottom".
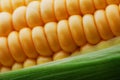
{"left": 0, "top": 0, "right": 119, "bottom": 13}
{"left": 0, "top": 4, "right": 120, "bottom": 73}
{"left": 0, "top": 0, "right": 120, "bottom": 37}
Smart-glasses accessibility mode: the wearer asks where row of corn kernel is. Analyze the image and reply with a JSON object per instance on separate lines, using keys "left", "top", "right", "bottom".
{"left": 0, "top": 0, "right": 120, "bottom": 37}
{"left": 1, "top": 36, "right": 120, "bottom": 73}
{"left": 0, "top": 51, "right": 70, "bottom": 73}
{"left": 0, "top": 4, "right": 120, "bottom": 69}
{"left": 72, "top": 37, "right": 120, "bottom": 56}
{"left": 0, "top": 28, "right": 70, "bottom": 67}
{"left": 14, "top": 0, "right": 120, "bottom": 29}
{"left": 0, "top": 0, "right": 42, "bottom": 13}
{"left": 0, "top": 0, "right": 119, "bottom": 14}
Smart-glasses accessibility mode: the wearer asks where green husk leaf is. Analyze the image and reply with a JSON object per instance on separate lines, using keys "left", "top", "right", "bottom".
{"left": 0, "top": 44, "right": 120, "bottom": 80}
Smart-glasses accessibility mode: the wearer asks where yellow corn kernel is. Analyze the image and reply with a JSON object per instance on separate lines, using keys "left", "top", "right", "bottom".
{"left": 80, "top": 44, "right": 97, "bottom": 54}
{"left": 66, "top": 0, "right": 81, "bottom": 15}
{"left": 41, "top": 0, "right": 57, "bottom": 23}
{"left": 23, "top": 59, "right": 36, "bottom": 68}
{"left": 12, "top": 63, "right": 23, "bottom": 70}
{"left": 0, "top": 12, "right": 13, "bottom": 37}
{"left": 26, "top": 1, "right": 44, "bottom": 28}
{"left": 37, "top": 56, "right": 52, "bottom": 65}
{"left": 32, "top": 26, "right": 53, "bottom": 56}
{"left": 83, "top": 14, "right": 101, "bottom": 44}
{"left": 57, "top": 20, "right": 77, "bottom": 52}
{"left": 71, "top": 48, "right": 81, "bottom": 56}
{"left": 54, "top": 0, "right": 69, "bottom": 21}
{"left": 12, "top": 6, "right": 28, "bottom": 31}
{"left": 106, "top": 5, "right": 120, "bottom": 36}
{"left": 44, "top": 22, "right": 61, "bottom": 52}
{"left": 94, "top": 10, "right": 114, "bottom": 40}
{"left": 96, "top": 37, "right": 120, "bottom": 48}
{"left": 96, "top": 41, "right": 112, "bottom": 50}
{"left": 53, "top": 51, "right": 70, "bottom": 61}
{"left": 8, "top": 31, "right": 27, "bottom": 62}
{"left": 93, "top": 0, "right": 107, "bottom": 9}
{"left": 0, "top": 37, "right": 14, "bottom": 67}
{"left": 80, "top": 0, "right": 95, "bottom": 14}
{"left": 68, "top": 15, "right": 86, "bottom": 46}
{"left": 1, "top": 0, "right": 13, "bottom": 13}
{"left": 19, "top": 28, "right": 38, "bottom": 58}
{"left": 0, "top": 67, "right": 11, "bottom": 73}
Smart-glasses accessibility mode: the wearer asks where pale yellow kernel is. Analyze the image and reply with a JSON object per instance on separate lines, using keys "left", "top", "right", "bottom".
{"left": 96, "top": 41, "right": 111, "bottom": 50}
{"left": 71, "top": 48, "right": 81, "bottom": 56}
{"left": 0, "top": 67, "right": 10, "bottom": 73}
{"left": 80, "top": 44, "right": 97, "bottom": 54}
{"left": 96, "top": 37, "right": 120, "bottom": 50}
{"left": 12, "top": 63, "right": 23, "bottom": 70}
{"left": 37, "top": 56, "right": 52, "bottom": 65}
{"left": 23, "top": 59, "right": 36, "bottom": 68}
{"left": 53, "top": 51, "right": 70, "bottom": 61}
{"left": 109, "top": 37, "right": 120, "bottom": 45}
